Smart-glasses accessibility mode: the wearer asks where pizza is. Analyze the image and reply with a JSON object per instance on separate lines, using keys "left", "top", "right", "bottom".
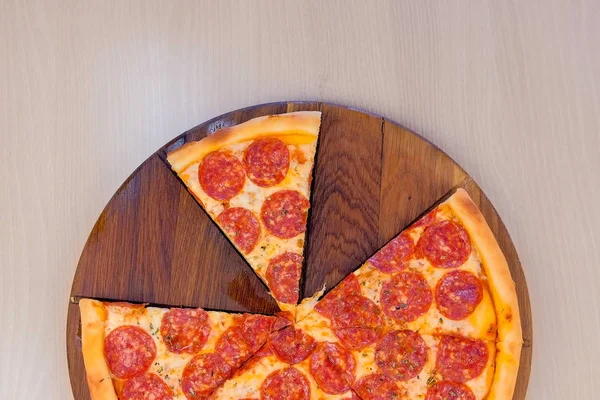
{"left": 79, "top": 112, "right": 522, "bottom": 400}
{"left": 166, "top": 112, "right": 321, "bottom": 314}
{"left": 79, "top": 299, "right": 292, "bottom": 400}
{"left": 295, "top": 189, "right": 521, "bottom": 399}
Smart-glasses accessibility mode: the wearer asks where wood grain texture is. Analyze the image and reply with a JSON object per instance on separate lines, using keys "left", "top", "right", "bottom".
{"left": 2, "top": 1, "right": 599, "bottom": 399}
{"left": 66, "top": 103, "right": 532, "bottom": 400}
{"left": 304, "top": 104, "right": 383, "bottom": 296}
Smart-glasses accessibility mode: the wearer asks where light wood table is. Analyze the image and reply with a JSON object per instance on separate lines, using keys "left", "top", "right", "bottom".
{"left": 1, "top": 1, "right": 598, "bottom": 398}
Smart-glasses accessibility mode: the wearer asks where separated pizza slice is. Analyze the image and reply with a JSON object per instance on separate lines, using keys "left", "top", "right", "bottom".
{"left": 307, "top": 189, "right": 520, "bottom": 341}
{"left": 300, "top": 188, "right": 522, "bottom": 399}
{"left": 166, "top": 112, "right": 321, "bottom": 315}
{"left": 79, "top": 299, "right": 290, "bottom": 400}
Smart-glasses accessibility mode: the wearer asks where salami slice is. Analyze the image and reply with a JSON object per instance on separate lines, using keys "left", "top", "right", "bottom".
{"left": 215, "top": 325, "right": 253, "bottom": 369}
{"left": 217, "top": 207, "right": 260, "bottom": 254}
{"left": 261, "top": 367, "right": 310, "bottom": 400}
{"left": 375, "top": 330, "right": 427, "bottom": 381}
{"left": 182, "top": 353, "right": 232, "bottom": 399}
{"left": 269, "top": 326, "right": 316, "bottom": 364}
{"left": 266, "top": 252, "right": 302, "bottom": 304}
{"left": 241, "top": 314, "right": 280, "bottom": 353}
{"left": 314, "top": 274, "right": 361, "bottom": 319}
{"left": 309, "top": 342, "right": 356, "bottom": 395}
{"left": 368, "top": 232, "right": 415, "bottom": 273}
{"left": 411, "top": 208, "right": 437, "bottom": 229}
{"left": 380, "top": 271, "right": 432, "bottom": 323}
{"left": 243, "top": 138, "right": 290, "bottom": 187}
{"left": 198, "top": 151, "right": 245, "bottom": 201}
{"left": 160, "top": 308, "right": 210, "bottom": 354}
{"left": 352, "top": 373, "right": 404, "bottom": 400}
{"left": 416, "top": 220, "right": 471, "bottom": 268}
{"left": 215, "top": 314, "right": 276, "bottom": 369}
{"left": 104, "top": 326, "right": 156, "bottom": 379}
{"left": 435, "top": 270, "right": 483, "bottom": 320}
{"left": 426, "top": 381, "right": 476, "bottom": 400}
{"left": 436, "top": 335, "right": 489, "bottom": 382}
{"left": 332, "top": 295, "right": 383, "bottom": 350}
{"left": 122, "top": 373, "right": 173, "bottom": 400}
{"left": 261, "top": 190, "right": 309, "bottom": 239}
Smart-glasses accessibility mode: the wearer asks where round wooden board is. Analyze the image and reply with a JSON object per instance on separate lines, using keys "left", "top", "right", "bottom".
{"left": 67, "top": 102, "right": 532, "bottom": 399}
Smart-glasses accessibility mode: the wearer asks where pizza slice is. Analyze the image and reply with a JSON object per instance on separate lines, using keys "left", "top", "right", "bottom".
{"left": 299, "top": 188, "right": 522, "bottom": 399}
{"left": 79, "top": 299, "right": 290, "bottom": 400}
{"left": 166, "top": 112, "right": 321, "bottom": 315}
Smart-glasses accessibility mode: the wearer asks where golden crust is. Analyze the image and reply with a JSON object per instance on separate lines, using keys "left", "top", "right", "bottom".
{"left": 445, "top": 188, "right": 523, "bottom": 399}
{"left": 79, "top": 299, "right": 118, "bottom": 400}
{"left": 167, "top": 111, "right": 321, "bottom": 173}
{"left": 487, "top": 340, "right": 522, "bottom": 400}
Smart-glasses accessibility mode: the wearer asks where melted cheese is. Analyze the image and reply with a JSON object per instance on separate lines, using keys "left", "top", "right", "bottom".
{"left": 212, "top": 355, "right": 287, "bottom": 399}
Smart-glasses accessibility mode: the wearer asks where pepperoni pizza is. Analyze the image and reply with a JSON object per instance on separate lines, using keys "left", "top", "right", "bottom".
{"left": 79, "top": 299, "right": 291, "bottom": 400}
{"left": 295, "top": 189, "right": 522, "bottom": 399}
{"left": 79, "top": 111, "right": 522, "bottom": 400}
{"left": 166, "top": 112, "right": 321, "bottom": 314}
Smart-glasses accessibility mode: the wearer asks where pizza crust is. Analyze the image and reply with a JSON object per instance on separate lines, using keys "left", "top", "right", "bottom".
{"left": 445, "top": 188, "right": 523, "bottom": 399}
{"left": 487, "top": 340, "right": 522, "bottom": 400}
{"left": 79, "top": 299, "right": 118, "bottom": 400}
{"left": 167, "top": 111, "right": 321, "bottom": 173}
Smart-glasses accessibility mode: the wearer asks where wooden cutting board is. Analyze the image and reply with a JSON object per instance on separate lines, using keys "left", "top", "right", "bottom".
{"left": 66, "top": 102, "right": 532, "bottom": 399}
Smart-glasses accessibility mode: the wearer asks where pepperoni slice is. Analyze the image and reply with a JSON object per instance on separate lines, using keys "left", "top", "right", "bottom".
{"left": 215, "top": 315, "right": 276, "bottom": 368}
{"left": 269, "top": 326, "right": 316, "bottom": 364}
{"left": 215, "top": 325, "right": 253, "bottom": 369}
{"left": 411, "top": 208, "right": 438, "bottom": 229}
{"left": 380, "top": 271, "right": 432, "bottom": 323}
{"left": 436, "top": 335, "right": 489, "bottom": 382}
{"left": 309, "top": 342, "right": 356, "bottom": 394}
{"left": 198, "top": 151, "right": 245, "bottom": 201}
{"left": 261, "top": 190, "right": 309, "bottom": 239}
{"left": 182, "top": 353, "right": 232, "bottom": 399}
{"left": 435, "top": 270, "right": 483, "bottom": 320}
{"left": 375, "top": 330, "right": 427, "bottom": 381}
{"left": 160, "top": 308, "right": 210, "bottom": 354}
{"left": 368, "top": 232, "right": 415, "bottom": 273}
{"left": 416, "top": 220, "right": 471, "bottom": 268}
{"left": 273, "top": 312, "right": 294, "bottom": 330}
{"left": 243, "top": 138, "right": 290, "bottom": 187}
{"left": 266, "top": 252, "right": 302, "bottom": 304}
{"left": 314, "top": 274, "right": 361, "bottom": 319}
{"left": 241, "top": 314, "right": 279, "bottom": 353}
{"left": 217, "top": 207, "right": 260, "bottom": 254}
{"left": 122, "top": 373, "right": 173, "bottom": 400}
{"left": 104, "top": 326, "right": 156, "bottom": 379}
{"left": 261, "top": 367, "right": 310, "bottom": 400}
{"left": 426, "top": 381, "right": 476, "bottom": 400}
{"left": 332, "top": 295, "right": 383, "bottom": 350}
{"left": 352, "top": 373, "right": 404, "bottom": 400}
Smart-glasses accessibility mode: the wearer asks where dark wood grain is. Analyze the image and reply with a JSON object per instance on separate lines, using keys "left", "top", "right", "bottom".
{"left": 67, "top": 102, "right": 531, "bottom": 400}
{"left": 378, "top": 119, "right": 468, "bottom": 243}
{"left": 303, "top": 104, "right": 384, "bottom": 297}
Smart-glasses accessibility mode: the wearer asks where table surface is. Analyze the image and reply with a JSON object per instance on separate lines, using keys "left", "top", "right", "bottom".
{"left": 1, "top": 1, "right": 598, "bottom": 398}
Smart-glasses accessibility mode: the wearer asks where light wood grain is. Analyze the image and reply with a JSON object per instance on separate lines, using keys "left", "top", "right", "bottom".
{"left": 1, "top": 0, "right": 599, "bottom": 398}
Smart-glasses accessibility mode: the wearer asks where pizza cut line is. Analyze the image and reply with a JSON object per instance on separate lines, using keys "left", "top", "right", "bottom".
{"left": 79, "top": 112, "right": 523, "bottom": 400}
